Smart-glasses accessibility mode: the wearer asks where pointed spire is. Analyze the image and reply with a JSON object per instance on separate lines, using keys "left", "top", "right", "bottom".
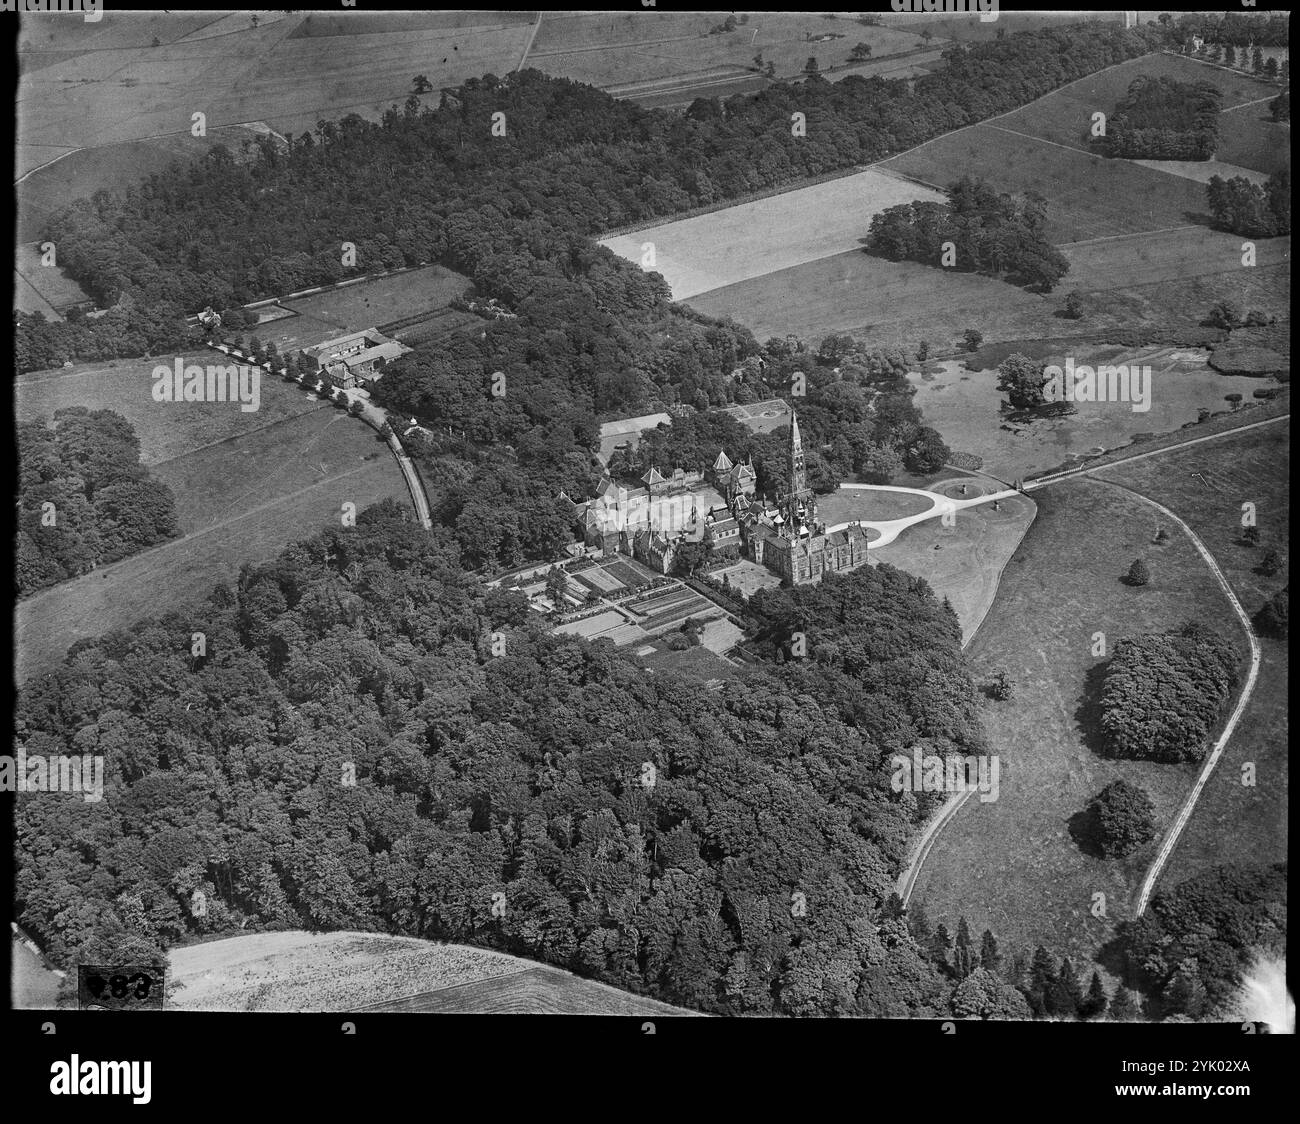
{"left": 714, "top": 449, "right": 733, "bottom": 473}
{"left": 642, "top": 465, "right": 665, "bottom": 488}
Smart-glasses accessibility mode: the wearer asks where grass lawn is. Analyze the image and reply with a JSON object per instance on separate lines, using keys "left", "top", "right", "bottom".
{"left": 911, "top": 478, "right": 1244, "bottom": 968}
{"left": 1217, "top": 101, "right": 1291, "bottom": 177}
{"left": 818, "top": 487, "right": 934, "bottom": 525}
{"left": 871, "top": 487, "right": 1037, "bottom": 645}
{"left": 1094, "top": 422, "right": 1289, "bottom": 886}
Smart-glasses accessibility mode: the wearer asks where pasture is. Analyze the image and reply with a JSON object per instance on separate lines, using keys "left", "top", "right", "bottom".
{"left": 910, "top": 478, "right": 1244, "bottom": 966}
{"left": 1094, "top": 424, "right": 1289, "bottom": 886}
{"left": 601, "top": 169, "right": 945, "bottom": 300}
{"left": 529, "top": 11, "right": 928, "bottom": 89}
{"left": 16, "top": 356, "right": 323, "bottom": 467}
{"left": 885, "top": 125, "right": 1209, "bottom": 245}
{"left": 691, "top": 247, "right": 1042, "bottom": 345}
{"left": 16, "top": 11, "right": 530, "bottom": 187}
{"left": 1216, "top": 101, "right": 1292, "bottom": 177}
{"left": 909, "top": 352, "right": 1274, "bottom": 483}
{"left": 15, "top": 409, "right": 407, "bottom": 681}
{"left": 818, "top": 487, "right": 934, "bottom": 525}
{"left": 993, "top": 52, "right": 1280, "bottom": 156}
{"left": 870, "top": 485, "right": 1037, "bottom": 646}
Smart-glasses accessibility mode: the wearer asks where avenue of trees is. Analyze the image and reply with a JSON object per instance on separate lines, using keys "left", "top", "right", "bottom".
{"left": 1098, "top": 623, "right": 1240, "bottom": 763}
{"left": 864, "top": 176, "right": 1070, "bottom": 292}
{"left": 17, "top": 409, "right": 180, "bottom": 597}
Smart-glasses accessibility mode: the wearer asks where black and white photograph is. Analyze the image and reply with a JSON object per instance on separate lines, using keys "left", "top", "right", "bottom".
{"left": 7, "top": 0, "right": 1291, "bottom": 1104}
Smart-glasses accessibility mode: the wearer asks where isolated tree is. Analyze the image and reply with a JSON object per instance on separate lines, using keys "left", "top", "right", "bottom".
{"left": 804, "top": 57, "right": 820, "bottom": 74}
{"left": 989, "top": 669, "right": 1013, "bottom": 701}
{"left": 753, "top": 51, "right": 764, "bottom": 68}
{"left": 412, "top": 75, "right": 433, "bottom": 95}
{"left": 849, "top": 42, "right": 873, "bottom": 62}
{"left": 1241, "top": 525, "right": 1261, "bottom": 547}
{"left": 1087, "top": 780, "right": 1157, "bottom": 857}
{"left": 1258, "top": 549, "right": 1282, "bottom": 577}
{"left": 1154, "top": 526, "right": 1169, "bottom": 544}
{"left": 920, "top": 28, "right": 933, "bottom": 44}
{"left": 997, "top": 353, "right": 1051, "bottom": 409}
{"left": 963, "top": 328, "right": 983, "bottom": 353}
{"left": 1125, "top": 558, "right": 1150, "bottom": 587}
{"left": 1225, "top": 393, "right": 1243, "bottom": 410}
{"left": 1254, "top": 587, "right": 1288, "bottom": 638}
{"left": 1063, "top": 291, "right": 1083, "bottom": 319}
{"left": 916, "top": 339, "right": 930, "bottom": 362}
{"left": 1206, "top": 299, "right": 1242, "bottom": 329}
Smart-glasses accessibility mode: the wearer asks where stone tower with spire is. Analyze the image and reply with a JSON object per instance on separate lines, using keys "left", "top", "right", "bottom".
{"left": 781, "top": 411, "right": 815, "bottom": 533}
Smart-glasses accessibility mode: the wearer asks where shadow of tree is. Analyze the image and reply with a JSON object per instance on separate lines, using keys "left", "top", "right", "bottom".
{"left": 1073, "top": 658, "right": 1111, "bottom": 757}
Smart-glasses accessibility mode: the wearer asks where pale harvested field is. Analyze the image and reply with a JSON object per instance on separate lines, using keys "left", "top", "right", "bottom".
{"left": 159, "top": 921, "right": 701, "bottom": 1015}
{"left": 601, "top": 169, "right": 945, "bottom": 300}
{"left": 909, "top": 353, "right": 1273, "bottom": 483}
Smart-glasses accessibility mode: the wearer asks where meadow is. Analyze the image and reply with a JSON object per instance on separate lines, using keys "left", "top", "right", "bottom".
{"left": 910, "top": 478, "right": 1244, "bottom": 967}
{"left": 1217, "top": 101, "right": 1291, "bottom": 176}
{"left": 1094, "top": 423, "right": 1289, "bottom": 887}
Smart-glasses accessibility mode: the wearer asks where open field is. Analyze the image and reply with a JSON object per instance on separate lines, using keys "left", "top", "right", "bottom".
{"left": 1217, "top": 101, "right": 1291, "bottom": 177}
{"left": 13, "top": 241, "right": 93, "bottom": 315}
{"left": 167, "top": 930, "right": 694, "bottom": 1015}
{"left": 16, "top": 413, "right": 406, "bottom": 681}
{"left": 691, "top": 247, "right": 1043, "bottom": 343}
{"left": 886, "top": 125, "right": 1209, "bottom": 245}
{"left": 636, "top": 641, "right": 747, "bottom": 686}
{"left": 883, "top": 11, "right": 1124, "bottom": 42}
{"left": 870, "top": 484, "right": 1037, "bottom": 645}
{"left": 1061, "top": 229, "right": 1290, "bottom": 292}
{"left": 1094, "top": 423, "right": 1289, "bottom": 886}
{"left": 17, "top": 127, "right": 269, "bottom": 242}
{"left": 909, "top": 353, "right": 1275, "bottom": 483}
{"left": 16, "top": 356, "right": 325, "bottom": 467}
{"left": 16, "top": 11, "right": 530, "bottom": 184}
{"left": 911, "top": 479, "right": 1245, "bottom": 966}
{"left": 994, "top": 52, "right": 1281, "bottom": 156}
{"left": 1129, "top": 158, "right": 1272, "bottom": 187}
{"left": 601, "top": 169, "right": 944, "bottom": 300}
{"left": 248, "top": 265, "right": 474, "bottom": 353}
{"left": 530, "top": 11, "right": 929, "bottom": 90}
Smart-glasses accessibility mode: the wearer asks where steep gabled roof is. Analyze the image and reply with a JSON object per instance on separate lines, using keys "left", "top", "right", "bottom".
{"left": 714, "top": 449, "right": 733, "bottom": 473}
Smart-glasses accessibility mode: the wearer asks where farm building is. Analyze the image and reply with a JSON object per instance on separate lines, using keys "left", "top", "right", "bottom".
{"left": 598, "top": 412, "right": 672, "bottom": 462}
{"left": 303, "top": 329, "right": 410, "bottom": 389}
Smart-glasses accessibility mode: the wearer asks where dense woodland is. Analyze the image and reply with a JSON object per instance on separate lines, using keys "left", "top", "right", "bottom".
{"left": 1206, "top": 172, "right": 1291, "bottom": 238}
{"left": 1098, "top": 623, "right": 1240, "bottom": 764}
{"left": 864, "top": 175, "right": 1071, "bottom": 292}
{"left": 1113, "top": 862, "right": 1287, "bottom": 1020}
{"left": 16, "top": 409, "right": 179, "bottom": 597}
{"left": 1098, "top": 76, "right": 1221, "bottom": 160}
{"left": 14, "top": 504, "right": 975, "bottom": 1016}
